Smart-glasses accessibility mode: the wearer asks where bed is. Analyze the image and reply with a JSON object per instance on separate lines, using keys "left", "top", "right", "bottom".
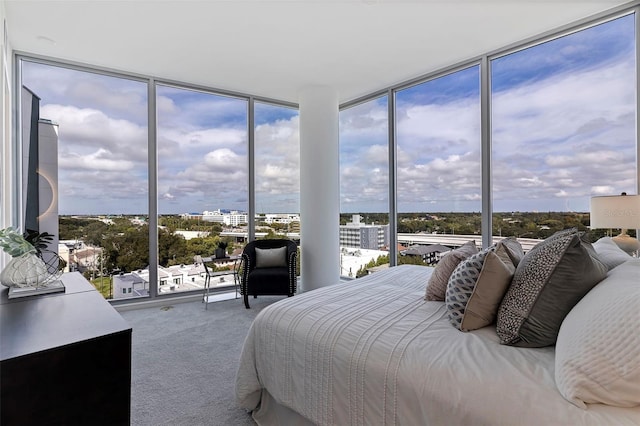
{"left": 235, "top": 257, "right": 640, "bottom": 425}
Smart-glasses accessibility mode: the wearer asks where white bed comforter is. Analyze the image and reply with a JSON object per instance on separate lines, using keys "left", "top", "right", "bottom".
{"left": 235, "top": 265, "right": 640, "bottom": 426}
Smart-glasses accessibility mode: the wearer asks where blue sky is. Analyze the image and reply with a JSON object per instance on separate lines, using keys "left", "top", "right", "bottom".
{"left": 22, "top": 14, "right": 636, "bottom": 215}
{"left": 339, "top": 14, "right": 636, "bottom": 214}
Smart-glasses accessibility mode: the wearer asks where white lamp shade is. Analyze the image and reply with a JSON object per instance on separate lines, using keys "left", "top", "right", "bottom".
{"left": 589, "top": 195, "right": 640, "bottom": 230}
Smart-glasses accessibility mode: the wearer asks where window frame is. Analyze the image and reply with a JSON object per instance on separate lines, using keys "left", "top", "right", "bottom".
{"left": 338, "top": 7, "right": 639, "bottom": 268}
{"left": 14, "top": 54, "right": 299, "bottom": 304}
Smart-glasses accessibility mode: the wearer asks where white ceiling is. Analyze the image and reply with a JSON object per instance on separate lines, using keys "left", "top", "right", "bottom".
{"left": 4, "top": 0, "right": 634, "bottom": 104}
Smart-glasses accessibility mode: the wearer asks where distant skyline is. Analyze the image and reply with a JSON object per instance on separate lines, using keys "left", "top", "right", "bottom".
{"left": 22, "top": 14, "right": 636, "bottom": 215}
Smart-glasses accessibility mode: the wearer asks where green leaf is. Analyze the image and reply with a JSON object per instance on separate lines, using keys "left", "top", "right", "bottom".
{"left": 0, "top": 227, "right": 36, "bottom": 257}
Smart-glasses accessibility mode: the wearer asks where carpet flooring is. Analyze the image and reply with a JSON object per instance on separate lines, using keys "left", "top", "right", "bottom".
{"left": 119, "top": 294, "right": 283, "bottom": 426}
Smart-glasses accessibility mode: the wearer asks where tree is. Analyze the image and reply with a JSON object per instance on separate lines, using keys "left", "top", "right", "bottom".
{"left": 102, "top": 225, "right": 149, "bottom": 273}
{"left": 83, "top": 221, "right": 109, "bottom": 246}
{"left": 398, "top": 254, "right": 424, "bottom": 266}
{"left": 186, "top": 237, "right": 219, "bottom": 259}
{"left": 158, "top": 229, "right": 188, "bottom": 266}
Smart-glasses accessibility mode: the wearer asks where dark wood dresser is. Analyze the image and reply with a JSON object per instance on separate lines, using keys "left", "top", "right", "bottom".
{"left": 0, "top": 272, "right": 132, "bottom": 425}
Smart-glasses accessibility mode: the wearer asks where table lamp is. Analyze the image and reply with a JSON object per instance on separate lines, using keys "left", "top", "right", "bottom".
{"left": 590, "top": 193, "right": 640, "bottom": 255}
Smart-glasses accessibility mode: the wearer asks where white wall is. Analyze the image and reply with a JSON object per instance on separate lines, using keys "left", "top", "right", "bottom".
{"left": 299, "top": 86, "right": 340, "bottom": 291}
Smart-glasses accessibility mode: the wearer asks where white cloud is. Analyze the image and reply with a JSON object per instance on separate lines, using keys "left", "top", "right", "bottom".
{"left": 203, "top": 148, "right": 243, "bottom": 172}
{"left": 23, "top": 63, "right": 148, "bottom": 123}
{"left": 490, "top": 57, "right": 635, "bottom": 209}
{"left": 58, "top": 148, "right": 135, "bottom": 171}
{"left": 340, "top": 94, "right": 482, "bottom": 211}
{"left": 591, "top": 185, "right": 616, "bottom": 195}
{"left": 41, "top": 104, "right": 148, "bottom": 162}
{"left": 339, "top": 51, "right": 635, "bottom": 213}
{"left": 253, "top": 116, "right": 301, "bottom": 204}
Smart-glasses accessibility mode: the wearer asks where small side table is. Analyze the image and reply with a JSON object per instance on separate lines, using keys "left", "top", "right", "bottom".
{"left": 200, "top": 255, "right": 242, "bottom": 307}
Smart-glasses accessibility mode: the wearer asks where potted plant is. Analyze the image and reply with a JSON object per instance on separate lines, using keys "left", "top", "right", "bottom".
{"left": 0, "top": 228, "right": 49, "bottom": 287}
{"left": 0, "top": 227, "right": 50, "bottom": 287}
{"left": 215, "top": 240, "right": 229, "bottom": 259}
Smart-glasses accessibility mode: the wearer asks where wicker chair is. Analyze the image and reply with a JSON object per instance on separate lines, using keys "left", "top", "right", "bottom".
{"left": 240, "top": 239, "right": 298, "bottom": 309}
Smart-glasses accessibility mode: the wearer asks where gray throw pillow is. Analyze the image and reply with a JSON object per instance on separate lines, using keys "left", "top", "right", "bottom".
{"left": 255, "top": 246, "right": 288, "bottom": 268}
{"left": 499, "top": 236, "right": 525, "bottom": 266}
{"left": 496, "top": 229, "right": 608, "bottom": 347}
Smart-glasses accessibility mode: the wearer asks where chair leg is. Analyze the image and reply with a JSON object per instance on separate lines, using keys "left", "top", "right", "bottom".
{"left": 244, "top": 293, "right": 250, "bottom": 309}
{"left": 204, "top": 276, "right": 210, "bottom": 310}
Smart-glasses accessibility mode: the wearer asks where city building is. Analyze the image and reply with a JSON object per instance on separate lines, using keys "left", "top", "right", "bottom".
{"left": 112, "top": 260, "right": 238, "bottom": 299}
{"left": 400, "top": 244, "right": 451, "bottom": 265}
{"left": 340, "top": 215, "right": 389, "bottom": 250}
{"left": 202, "top": 210, "right": 249, "bottom": 227}
{"left": 256, "top": 213, "right": 300, "bottom": 225}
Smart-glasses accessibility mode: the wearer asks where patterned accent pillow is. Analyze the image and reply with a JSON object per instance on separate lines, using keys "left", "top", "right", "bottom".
{"left": 446, "top": 247, "right": 494, "bottom": 329}
{"left": 446, "top": 239, "right": 521, "bottom": 331}
{"left": 425, "top": 240, "right": 477, "bottom": 301}
{"left": 496, "top": 229, "right": 608, "bottom": 347}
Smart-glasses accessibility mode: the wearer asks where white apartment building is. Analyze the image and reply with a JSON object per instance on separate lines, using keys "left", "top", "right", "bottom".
{"left": 112, "top": 261, "right": 237, "bottom": 299}
{"left": 339, "top": 215, "right": 389, "bottom": 250}
{"left": 256, "top": 213, "right": 300, "bottom": 225}
{"left": 201, "top": 209, "right": 248, "bottom": 227}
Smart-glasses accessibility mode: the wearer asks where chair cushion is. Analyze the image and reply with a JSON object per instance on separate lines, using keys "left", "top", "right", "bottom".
{"left": 255, "top": 246, "right": 288, "bottom": 268}
{"left": 247, "top": 267, "right": 291, "bottom": 295}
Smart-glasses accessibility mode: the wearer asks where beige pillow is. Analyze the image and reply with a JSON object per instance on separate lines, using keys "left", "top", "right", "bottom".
{"left": 460, "top": 244, "right": 516, "bottom": 331}
{"left": 425, "top": 240, "right": 477, "bottom": 301}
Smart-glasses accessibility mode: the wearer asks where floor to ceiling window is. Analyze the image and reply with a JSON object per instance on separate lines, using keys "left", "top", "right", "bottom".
{"left": 21, "top": 60, "right": 149, "bottom": 299}
{"left": 491, "top": 14, "right": 637, "bottom": 241}
{"left": 254, "top": 101, "right": 300, "bottom": 236}
{"left": 19, "top": 58, "right": 301, "bottom": 302}
{"left": 156, "top": 84, "right": 248, "bottom": 296}
{"left": 339, "top": 95, "right": 389, "bottom": 277}
{"left": 16, "top": 8, "right": 637, "bottom": 293}
{"left": 395, "top": 66, "right": 482, "bottom": 262}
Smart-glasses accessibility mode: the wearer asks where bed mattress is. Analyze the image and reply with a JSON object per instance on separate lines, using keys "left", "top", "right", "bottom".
{"left": 235, "top": 265, "right": 640, "bottom": 425}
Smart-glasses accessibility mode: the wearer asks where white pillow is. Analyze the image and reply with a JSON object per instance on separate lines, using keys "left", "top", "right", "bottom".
{"left": 592, "top": 236, "right": 631, "bottom": 271}
{"left": 255, "top": 246, "right": 288, "bottom": 268}
{"left": 555, "top": 259, "right": 640, "bottom": 408}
